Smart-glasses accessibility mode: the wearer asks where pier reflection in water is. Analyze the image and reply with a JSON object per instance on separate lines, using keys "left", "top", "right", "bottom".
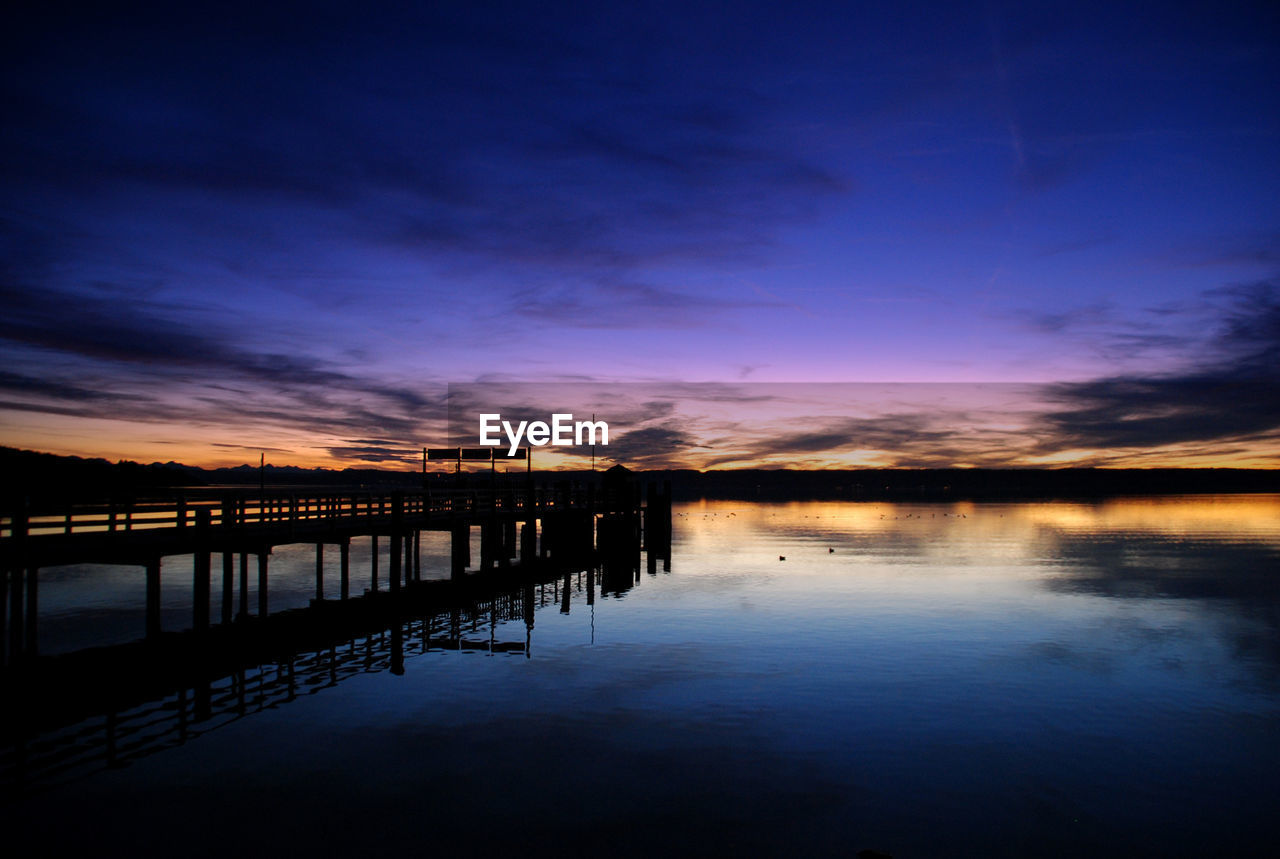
{"left": 2, "top": 568, "right": 602, "bottom": 793}
{"left": 3, "top": 495, "right": 1279, "bottom": 857}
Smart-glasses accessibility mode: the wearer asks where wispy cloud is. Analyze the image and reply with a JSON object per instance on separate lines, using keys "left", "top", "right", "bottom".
{"left": 1039, "top": 280, "right": 1280, "bottom": 452}
{"left": 0, "top": 278, "right": 449, "bottom": 441}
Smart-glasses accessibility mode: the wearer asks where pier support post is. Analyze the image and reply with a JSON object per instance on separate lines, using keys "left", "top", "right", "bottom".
{"left": 146, "top": 558, "right": 161, "bottom": 639}
{"left": 8, "top": 502, "right": 28, "bottom": 660}
{"left": 520, "top": 521, "right": 536, "bottom": 564}
{"left": 8, "top": 567, "right": 22, "bottom": 661}
{"left": 451, "top": 522, "right": 469, "bottom": 577}
{"left": 257, "top": 551, "right": 269, "bottom": 617}
{"left": 24, "top": 566, "right": 37, "bottom": 655}
{"left": 193, "top": 509, "right": 211, "bottom": 633}
{"left": 315, "top": 543, "right": 324, "bottom": 601}
{"left": 479, "top": 521, "right": 493, "bottom": 570}
{"left": 340, "top": 540, "right": 350, "bottom": 600}
{"left": 403, "top": 533, "right": 413, "bottom": 582}
{"left": 390, "top": 491, "right": 403, "bottom": 593}
{"left": 370, "top": 535, "right": 379, "bottom": 592}
{"left": 222, "top": 552, "right": 234, "bottom": 624}
{"left": 390, "top": 625, "right": 404, "bottom": 676}
{"left": 239, "top": 553, "right": 248, "bottom": 618}
{"left": 541, "top": 513, "right": 554, "bottom": 558}
{"left": 644, "top": 479, "right": 673, "bottom": 566}
{"left": 195, "top": 678, "right": 212, "bottom": 722}
{"left": 390, "top": 533, "right": 401, "bottom": 593}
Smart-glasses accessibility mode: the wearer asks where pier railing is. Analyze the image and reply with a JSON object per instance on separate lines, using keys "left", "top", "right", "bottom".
{"left": 0, "top": 486, "right": 598, "bottom": 541}
{"left": 0, "top": 479, "right": 669, "bottom": 667}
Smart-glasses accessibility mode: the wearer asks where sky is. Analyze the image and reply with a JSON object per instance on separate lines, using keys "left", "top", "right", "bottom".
{"left": 2, "top": 1, "right": 1277, "bottom": 469}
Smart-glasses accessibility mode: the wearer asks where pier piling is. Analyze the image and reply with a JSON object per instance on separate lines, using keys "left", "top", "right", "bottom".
{"left": 340, "top": 540, "right": 350, "bottom": 600}
{"left": 257, "top": 552, "right": 269, "bottom": 617}
{"left": 24, "top": 566, "right": 37, "bottom": 655}
{"left": 222, "top": 552, "right": 233, "bottom": 624}
{"left": 193, "top": 509, "right": 211, "bottom": 633}
{"left": 239, "top": 554, "right": 248, "bottom": 618}
{"left": 145, "top": 558, "right": 161, "bottom": 639}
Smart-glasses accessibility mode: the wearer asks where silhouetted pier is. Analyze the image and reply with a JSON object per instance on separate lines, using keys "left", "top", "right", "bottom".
{"left": 1, "top": 473, "right": 673, "bottom": 664}
{"left": 1, "top": 470, "right": 675, "bottom": 795}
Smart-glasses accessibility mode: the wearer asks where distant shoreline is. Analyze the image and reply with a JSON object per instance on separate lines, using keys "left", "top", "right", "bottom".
{"left": 4, "top": 446, "right": 1277, "bottom": 503}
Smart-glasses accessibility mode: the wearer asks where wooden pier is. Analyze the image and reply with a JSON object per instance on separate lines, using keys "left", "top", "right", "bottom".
{"left": 0, "top": 474, "right": 673, "bottom": 665}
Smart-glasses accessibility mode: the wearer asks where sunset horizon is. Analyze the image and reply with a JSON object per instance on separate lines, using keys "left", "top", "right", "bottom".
{"left": 4, "top": 3, "right": 1277, "bottom": 856}
{"left": 6, "top": 374, "right": 1277, "bottom": 472}
{"left": 4, "top": 3, "right": 1276, "bottom": 473}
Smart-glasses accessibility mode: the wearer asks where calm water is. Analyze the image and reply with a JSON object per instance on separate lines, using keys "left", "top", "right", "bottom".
{"left": 5, "top": 496, "right": 1279, "bottom": 857}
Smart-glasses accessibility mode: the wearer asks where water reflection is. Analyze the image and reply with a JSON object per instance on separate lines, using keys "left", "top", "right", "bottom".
{"left": 679, "top": 496, "right": 1280, "bottom": 686}
{"left": 1041, "top": 530, "right": 1280, "bottom": 686}
{"left": 3, "top": 496, "right": 1278, "bottom": 857}
{"left": 0, "top": 564, "right": 623, "bottom": 796}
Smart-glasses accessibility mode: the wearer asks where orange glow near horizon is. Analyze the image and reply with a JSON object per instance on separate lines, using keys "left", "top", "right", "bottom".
{"left": 7, "top": 435, "right": 1279, "bottom": 472}
{"left": 679, "top": 495, "right": 1280, "bottom": 539}
{"left": 4, "top": 382, "right": 1279, "bottom": 471}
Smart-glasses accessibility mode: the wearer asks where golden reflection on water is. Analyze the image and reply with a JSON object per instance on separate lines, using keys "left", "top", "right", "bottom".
{"left": 680, "top": 494, "right": 1280, "bottom": 533}
{"left": 1017, "top": 494, "right": 1280, "bottom": 536}
{"left": 672, "top": 494, "right": 1280, "bottom": 574}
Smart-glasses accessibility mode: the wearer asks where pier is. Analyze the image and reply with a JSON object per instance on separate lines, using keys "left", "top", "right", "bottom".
{"left": 0, "top": 472, "right": 673, "bottom": 665}
{"left": 1, "top": 470, "right": 674, "bottom": 794}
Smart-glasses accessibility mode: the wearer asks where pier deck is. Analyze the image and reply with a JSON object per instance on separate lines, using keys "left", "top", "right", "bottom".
{"left": 1, "top": 480, "right": 673, "bottom": 664}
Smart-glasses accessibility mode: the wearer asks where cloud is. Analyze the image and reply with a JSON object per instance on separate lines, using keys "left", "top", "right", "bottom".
{"left": 3, "top": 5, "right": 1275, "bottom": 469}
{"left": 3, "top": 5, "right": 850, "bottom": 297}
{"left": 1005, "top": 291, "right": 1220, "bottom": 367}
{"left": 210, "top": 442, "right": 294, "bottom": 453}
{"left": 698, "top": 412, "right": 1016, "bottom": 469}
{"left": 1039, "top": 280, "right": 1280, "bottom": 451}
{"left": 325, "top": 443, "right": 421, "bottom": 465}
{"left": 0, "top": 277, "right": 448, "bottom": 440}
{"left": 605, "top": 426, "right": 704, "bottom": 466}
{"left": 0, "top": 370, "right": 114, "bottom": 402}
{"left": 1040, "top": 377, "right": 1280, "bottom": 451}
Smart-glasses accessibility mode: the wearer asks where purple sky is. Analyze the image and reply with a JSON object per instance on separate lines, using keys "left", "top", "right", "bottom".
{"left": 2, "top": 1, "right": 1277, "bottom": 468}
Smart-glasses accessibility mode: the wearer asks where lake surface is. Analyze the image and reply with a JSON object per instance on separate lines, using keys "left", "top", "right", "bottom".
{"left": 5, "top": 496, "right": 1279, "bottom": 857}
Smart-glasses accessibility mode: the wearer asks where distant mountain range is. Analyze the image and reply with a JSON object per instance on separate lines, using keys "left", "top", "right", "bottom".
{"left": 2, "top": 446, "right": 1277, "bottom": 503}
{"left": 1, "top": 447, "right": 424, "bottom": 500}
